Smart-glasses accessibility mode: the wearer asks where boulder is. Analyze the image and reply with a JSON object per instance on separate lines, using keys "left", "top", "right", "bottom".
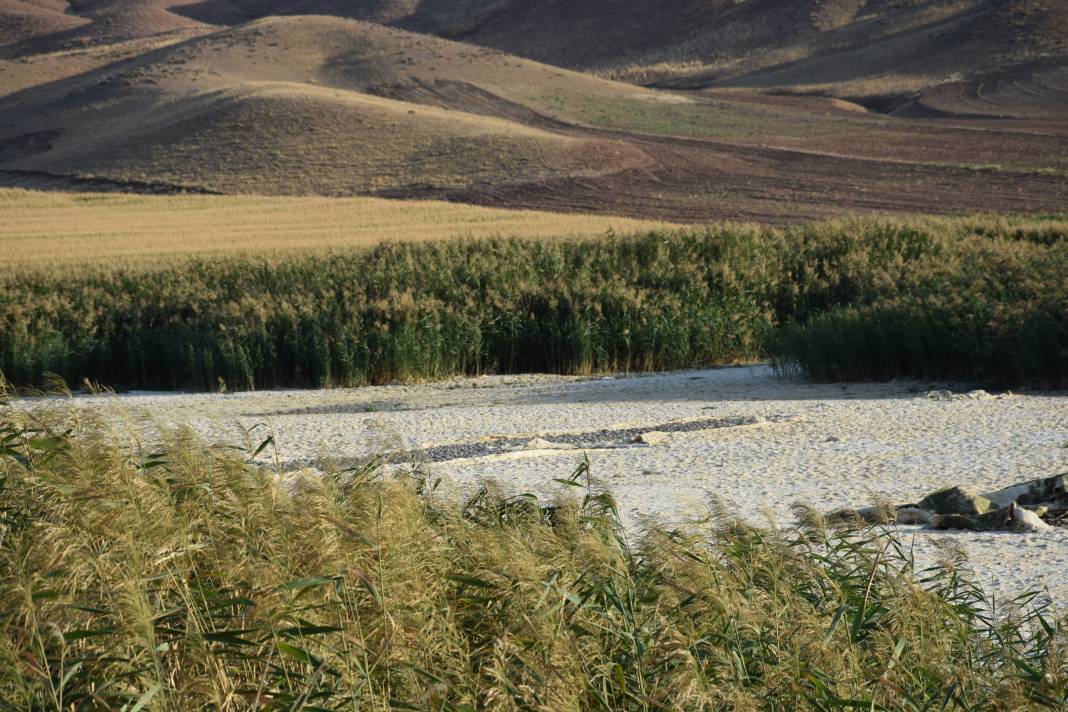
{"left": 632, "top": 431, "right": 670, "bottom": 446}
{"left": 895, "top": 507, "right": 934, "bottom": 526}
{"left": 831, "top": 473, "right": 1066, "bottom": 533}
{"left": 983, "top": 474, "right": 1067, "bottom": 508}
{"left": 917, "top": 486, "right": 994, "bottom": 517}
{"left": 929, "top": 513, "right": 982, "bottom": 531}
{"left": 1009, "top": 502, "right": 1051, "bottom": 533}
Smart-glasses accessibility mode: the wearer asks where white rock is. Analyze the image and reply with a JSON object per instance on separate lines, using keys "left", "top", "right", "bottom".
{"left": 523, "top": 437, "right": 574, "bottom": 450}
{"left": 1011, "top": 504, "right": 1051, "bottom": 533}
{"left": 896, "top": 507, "right": 934, "bottom": 526}
{"left": 632, "top": 431, "right": 670, "bottom": 446}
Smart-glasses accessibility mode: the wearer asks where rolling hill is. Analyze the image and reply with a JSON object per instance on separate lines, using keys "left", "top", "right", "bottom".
{"left": 0, "top": 17, "right": 653, "bottom": 197}
{"left": 5, "top": 0, "right": 1066, "bottom": 117}
{"left": 0, "top": 2, "right": 1065, "bottom": 222}
{"left": 169, "top": 0, "right": 1068, "bottom": 119}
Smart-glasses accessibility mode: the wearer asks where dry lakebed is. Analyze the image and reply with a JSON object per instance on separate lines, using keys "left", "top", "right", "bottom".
{"left": 60, "top": 365, "right": 1068, "bottom": 608}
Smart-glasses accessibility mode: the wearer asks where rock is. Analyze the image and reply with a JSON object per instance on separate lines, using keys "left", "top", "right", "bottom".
{"left": 829, "top": 474, "right": 1066, "bottom": 534}
{"left": 929, "top": 513, "right": 983, "bottom": 531}
{"left": 825, "top": 435, "right": 840, "bottom": 443}
{"left": 632, "top": 431, "right": 670, "bottom": 446}
{"left": 1010, "top": 502, "right": 1051, "bottom": 533}
{"left": 983, "top": 474, "right": 1067, "bottom": 508}
{"left": 918, "top": 486, "right": 994, "bottom": 517}
{"left": 895, "top": 507, "right": 934, "bottom": 526}
{"left": 926, "top": 390, "right": 954, "bottom": 401}
{"left": 964, "top": 389, "right": 994, "bottom": 400}
{"left": 523, "top": 438, "right": 574, "bottom": 451}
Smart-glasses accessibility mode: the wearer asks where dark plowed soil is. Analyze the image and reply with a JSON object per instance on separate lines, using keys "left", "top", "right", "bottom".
{"left": 391, "top": 112, "right": 1068, "bottom": 224}
{"left": 0, "top": 168, "right": 221, "bottom": 195}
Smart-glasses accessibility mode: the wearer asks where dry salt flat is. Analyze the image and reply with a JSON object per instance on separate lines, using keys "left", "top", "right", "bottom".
{"left": 76, "top": 365, "right": 1068, "bottom": 607}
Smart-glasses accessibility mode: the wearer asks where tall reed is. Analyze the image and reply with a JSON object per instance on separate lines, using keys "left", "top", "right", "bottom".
{"left": 0, "top": 399, "right": 1064, "bottom": 709}
{"left": 1, "top": 215, "right": 1065, "bottom": 390}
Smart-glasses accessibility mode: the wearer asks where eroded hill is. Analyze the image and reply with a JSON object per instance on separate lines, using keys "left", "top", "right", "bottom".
{"left": 0, "top": 2, "right": 1065, "bottom": 221}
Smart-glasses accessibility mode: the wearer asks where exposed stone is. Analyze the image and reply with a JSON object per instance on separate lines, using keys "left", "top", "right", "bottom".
{"left": 632, "top": 431, "right": 670, "bottom": 446}
{"left": 918, "top": 486, "right": 994, "bottom": 517}
{"left": 833, "top": 473, "right": 1066, "bottom": 534}
{"left": 929, "top": 513, "right": 982, "bottom": 531}
{"left": 983, "top": 474, "right": 1067, "bottom": 508}
{"left": 523, "top": 438, "right": 575, "bottom": 450}
{"left": 1010, "top": 502, "right": 1051, "bottom": 533}
{"left": 895, "top": 507, "right": 934, "bottom": 526}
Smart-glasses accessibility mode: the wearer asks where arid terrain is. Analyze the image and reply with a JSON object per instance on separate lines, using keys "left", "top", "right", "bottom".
{"left": 67, "top": 366, "right": 1068, "bottom": 605}
{"left": 2, "top": 0, "right": 1066, "bottom": 222}
{"left": 3, "top": 4, "right": 1068, "bottom": 705}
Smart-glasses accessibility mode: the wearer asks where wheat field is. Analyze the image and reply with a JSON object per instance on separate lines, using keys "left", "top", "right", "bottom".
{"left": 0, "top": 189, "right": 680, "bottom": 266}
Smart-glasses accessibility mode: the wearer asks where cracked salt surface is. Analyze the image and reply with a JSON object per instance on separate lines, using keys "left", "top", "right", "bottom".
{"left": 70, "top": 365, "right": 1068, "bottom": 607}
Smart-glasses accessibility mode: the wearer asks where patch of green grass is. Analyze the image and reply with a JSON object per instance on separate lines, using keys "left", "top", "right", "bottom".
{"left": 0, "top": 401, "right": 1064, "bottom": 709}
{"left": 530, "top": 90, "right": 759, "bottom": 138}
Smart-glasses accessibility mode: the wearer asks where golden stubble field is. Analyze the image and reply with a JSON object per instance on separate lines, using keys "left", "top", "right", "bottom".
{"left": 0, "top": 188, "right": 682, "bottom": 267}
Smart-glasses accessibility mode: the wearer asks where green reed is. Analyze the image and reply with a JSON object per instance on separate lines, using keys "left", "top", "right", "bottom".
{"left": 1, "top": 214, "right": 1064, "bottom": 390}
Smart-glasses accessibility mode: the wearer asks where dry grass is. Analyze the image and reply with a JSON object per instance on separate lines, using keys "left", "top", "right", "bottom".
{"left": 0, "top": 189, "right": 679, "bottom": 266}
{"left": 0, "top": 395, "right": 1064, "bottom": 710}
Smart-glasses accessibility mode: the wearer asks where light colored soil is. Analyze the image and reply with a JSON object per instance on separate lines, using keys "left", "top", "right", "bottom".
{"left": 70, "top": 365, "right": 1068, "bottom": 607}
{"left": 0, "top": 189, "right": 679, "bottom": 266}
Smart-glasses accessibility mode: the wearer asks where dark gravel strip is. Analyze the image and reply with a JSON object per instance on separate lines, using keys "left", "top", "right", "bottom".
{"left": 384, "top": 414, "right": 789, "bottom": 464}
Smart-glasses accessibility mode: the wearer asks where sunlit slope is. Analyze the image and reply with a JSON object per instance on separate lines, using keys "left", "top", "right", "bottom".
{"left": 0, "top": 17, "right": 650, "bottom": 195}
{"left": 0, "top": 188, "right": 682, "bottom": 265}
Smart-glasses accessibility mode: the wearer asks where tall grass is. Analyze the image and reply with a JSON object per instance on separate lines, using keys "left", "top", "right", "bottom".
{"left": 1, "top": 214, "right": 1065, "bottom": 391}
{"left": 1, "top": 396, "right": 1065, "bottom": 710}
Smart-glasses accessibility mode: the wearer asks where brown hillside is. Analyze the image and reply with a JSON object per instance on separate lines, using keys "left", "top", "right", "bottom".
{"left": 426, "top": 0, "right": 1068, "bottom": 119}
{"left": 0, "top": 9, "right": 1064, "bottom": 222}
{"left": 4, "top": 0, "right": 1066, "bottom": 119}
{"left": 0, "top": 17, "right": 650, "bottom": 197}
{"left": 0, "top": 0, "right": 88, "bottom": 46}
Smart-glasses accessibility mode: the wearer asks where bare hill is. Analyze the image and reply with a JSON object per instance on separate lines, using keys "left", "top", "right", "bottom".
{"left": 4, "top": 0, "right": 1066, "bottom": 119}
{"left": 0, "top": 17, "right": 649, "bottom": 196}
{"left": 423, "top": 0, "right": 1068, "bottom": 119}
{"left": 0, "top": 0, "right": 88, "bottom": 46}
{"left": 1, "top": 9, "right": 1065, "bottom": 222}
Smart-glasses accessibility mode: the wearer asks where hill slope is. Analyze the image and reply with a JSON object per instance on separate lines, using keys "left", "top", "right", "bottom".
{"left": 0, "top": 17, "right": 650, "bottom": 196}
{"left": 0, "top": 6, "right": 1065, "bottom": 222}
{"left": 3, "top": 0, "right": 1065, "bottom": 118}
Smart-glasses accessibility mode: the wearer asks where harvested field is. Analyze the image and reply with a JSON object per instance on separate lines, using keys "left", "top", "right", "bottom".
{"left": 0, "top": 188, "right": 678, "bottom": 265}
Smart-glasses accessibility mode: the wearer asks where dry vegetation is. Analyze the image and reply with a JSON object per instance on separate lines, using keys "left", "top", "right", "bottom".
{"left": 0, "top": 189, "right": 677, "bottom": 265}
{"left": 0, "top": 397, "right": 1064, "bottom": 710}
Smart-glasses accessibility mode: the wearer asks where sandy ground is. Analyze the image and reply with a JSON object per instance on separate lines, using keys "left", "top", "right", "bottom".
{"left": 71, "top": 365, "right": 1068, "bottom": 607}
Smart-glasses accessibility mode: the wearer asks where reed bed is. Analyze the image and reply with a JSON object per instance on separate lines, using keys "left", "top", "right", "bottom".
{"left": 0, "top": 213, "right": 1065, "bottom": 391}
{"left": 0, "top": 395, "right": 1064, "bottom": 710}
